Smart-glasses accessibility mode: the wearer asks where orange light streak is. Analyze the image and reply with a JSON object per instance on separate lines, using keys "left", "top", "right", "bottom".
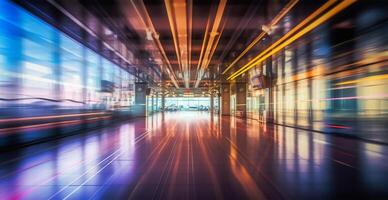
{"left": 195, "top": 19, "right": 226, "bottom": 86}
{"left": 222, "top": 0, "right": 299, "bottom": 74}
{"left": 164, "top": 0, "right": 192, "bottom": 88}
{"left": 228, "top": 0, "right": 342, "bottom": 80}
{"left": 336, "top": 74, "right": 388, "bottom": 86}
{"left": 165, "top": 0, "right": 183, "bottom": 72}
{"left": 0, "top": 112, "right": 108, "bottom": 123}
{"left": 188, "top": 0, "right": 193, "bottom": 88}
{"left": 196, "top": 18, "right": 211, "bottom": 74}
{"left": 195, "top": 0, "right": 227, "bottom": 88}
{"left": 0, "top": 116, "right": 111, "bottom": 134}
{"left": 131, "top": 0, "right": 179, "bottom": 88}
{"left": 229, "top": 0, "right": 357, "bottom": 80}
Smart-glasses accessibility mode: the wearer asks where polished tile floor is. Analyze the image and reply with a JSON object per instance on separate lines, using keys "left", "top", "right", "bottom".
{"left": 1, "top": 112, "right": 388, "bottom": 200}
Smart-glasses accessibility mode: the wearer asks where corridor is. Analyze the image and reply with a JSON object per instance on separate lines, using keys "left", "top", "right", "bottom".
{"left": 1, "top": 112, "right": 387, "bottom": 199}
{"left": 1, "top": 0, "right": 388, "bottom": 199}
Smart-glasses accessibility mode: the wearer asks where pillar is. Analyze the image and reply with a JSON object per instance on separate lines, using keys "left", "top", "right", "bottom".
{"left": 220, "top": 83, "right": 230, "bottom": 115}
{"left": 155, "top": 92, "right": 159, "bottom": 112}
{"left": 134, "top": 82, "right": 147, "bottom": 117}
{"left": 235, "top": 82, "right": 247, "bottom": 118}
{"left": 266, "top": 56, "right": 274, "bottom": 123}
{"left": 230, "top": 82, "right": 247, "bottom": 118}
{"left": 151, "top": 94, "right": 154, "bottom": 113}
{"left": 161, "top": 87, "right": 166, "bottom": 111}
{"left": 210, "top": 94, "right": 214, "bottom": 113}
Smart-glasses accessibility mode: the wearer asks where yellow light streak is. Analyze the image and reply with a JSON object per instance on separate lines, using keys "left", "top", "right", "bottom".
{"left": 195, "top": 0, "right": 227, "bottom": 87}
{"left": 131, "top": 0, "right": 179, "bottom": 88}
{"left": 205, "top": 21, "right": 226, "bottom": 69}
{"left": 175, "top": 0, "right": 190, "bottom": 88}
{"left": 228, "top": 0, "right": 338, "bottom": 80}
{"left": 188, "top": 0, "right": 193, "bottom": 88}
{"left": 165, "top": 0, "right": 193, "bottom": 88}
{"left": 335, "top": 74, "right": 388, "bottom": 86}
{"left": 228, "top": 0, "right": 356, "bottom": 80}
{"left": 222, "top": 0, "right": 299, "bottom": 74}
{"left": 164, "top": 0, "right": 183, "bottom": 73}
{"left": 196, "top": 18, "right": 211, "bottom": 74}
{"left": 195, "top": 21, "right": 226, "bottom": 87}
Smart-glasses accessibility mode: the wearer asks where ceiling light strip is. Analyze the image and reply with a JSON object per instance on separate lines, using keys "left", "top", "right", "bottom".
{"left": 165, "top": 0, "right": 183, "bottom": 72}
{"left": 131, "top": 0, "right": 179, "bottom": 88}
{"left": 165, "top": 0, "right": 192, "bottom": 88}
{"left": 187, "top": 0, "right": 193, "bottom": 88}
{"left": 228, "top": 0, "right": 356, "bottom": 80}
{"left": 196, "top": 18, "right": 211, "bottom": 73}
{"left": 228, "top": 0, "right": 338, "bottom": 80}
{"left": 227, "top": 0, "right": 337, "bottom": 80}
{"left": 194, "top": 20, "right": 226, "bottom": 88}
{"left": 222, "top": 0, "right": 299, "bottom": 74}
{"left": 195, "top": 0, "right": 227, "bottom": 88}
{"left": 174, "top": 0, "right": 189, "bottom": 88}
{"left": 228, "top": 0, "right": 337, "bottom": 80}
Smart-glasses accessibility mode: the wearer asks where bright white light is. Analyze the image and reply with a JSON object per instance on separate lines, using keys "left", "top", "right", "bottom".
{"left": 24, "top": 62, "right": 52, "bottom": 74}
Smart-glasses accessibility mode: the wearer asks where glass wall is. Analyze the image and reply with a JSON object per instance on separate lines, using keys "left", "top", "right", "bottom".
{"left": 246, "top": 2, "right": 388, "bottom": 143}
{"left": 0, "top": 0, "right": 135, "bottom": 118}
{"left": 165, "top": 97, "right": 210, "bottom": 111}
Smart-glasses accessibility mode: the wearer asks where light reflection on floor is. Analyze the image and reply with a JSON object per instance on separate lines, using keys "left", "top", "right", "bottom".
{"left": 0, "top": 111, "right": 388, "bottom": 199}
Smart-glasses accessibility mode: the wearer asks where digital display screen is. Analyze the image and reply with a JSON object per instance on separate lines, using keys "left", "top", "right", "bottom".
{"left": 251, "top": 75, "right": 266, "bottom": 89}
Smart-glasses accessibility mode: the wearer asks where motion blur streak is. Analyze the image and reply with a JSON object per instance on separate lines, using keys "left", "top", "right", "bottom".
{"left": 227, "top": 0, "right": 338, "bottom": 79}
{"left": 335, "top": 74, "right": 388, "bottom": 86}
{"left": 0, "top": 0, "right": 140, "bottom": 147}
{"left": 194, "top": 0, "right": 227, "bottom": 88}
{"left": 0, "top": 116, "right": 111, "bottom": 135}
{"left": 0, "top": 0, "right": 388, "bottom": 199}
{"left": 0, "top": 112, "right": 107, "bottom": 123}
{"left": 229, "top": 0, "right": 356, "bottom": 80}
{"left": 1, "top": 113, "right": 387, "bottom": 199}
{"left": 129, "top": 0, "right": 180, "bottom": 88}
{"left": 222, "top": 0, "right": 299, "bottom": 74}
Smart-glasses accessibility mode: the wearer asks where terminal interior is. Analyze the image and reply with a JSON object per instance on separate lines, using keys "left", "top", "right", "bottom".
{"left": 0, "top": 0, "right": 388, "bottom": 199}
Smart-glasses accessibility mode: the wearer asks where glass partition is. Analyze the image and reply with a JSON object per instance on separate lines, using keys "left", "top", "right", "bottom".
{"left": 165, "top": 97, "right": 210, "bottom": 111}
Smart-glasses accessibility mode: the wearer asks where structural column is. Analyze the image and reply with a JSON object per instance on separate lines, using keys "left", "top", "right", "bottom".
{"left": 134, "top": 82, "right": 147, "bottom": 117}
{"left": 235, "top": 81, "right": 247, "bottom": 118}
{"left": 220, "top": 83, "right": 230, "bottom": 115}
{"left": 151, "top": 93, "right": 154, "bottom": 113}
{"left": 229, "top": 79, "right": 246, "bottom": 118}
{"left": 266, "top": 56, "right": 274, "bottom": 123}
{"left": 210, "top": 94, "right": 214, "bottom": 113}
{"left": 155, "top": 92, "right": 159, "bottom": 112}
{"left": 161, "top": 87, "right": 166, "bottom": 111}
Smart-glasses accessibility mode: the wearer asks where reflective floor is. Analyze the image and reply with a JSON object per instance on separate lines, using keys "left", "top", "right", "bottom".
{"left": 1, "top": 112, "right": 388, "bottom": 200}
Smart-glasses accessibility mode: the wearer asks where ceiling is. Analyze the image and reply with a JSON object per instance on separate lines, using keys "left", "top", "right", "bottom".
{"left": 19, "top": 0, "right": 356, "bottom": 94}
{"left": 78, "top": 0, "right": 280, "bottom": 88}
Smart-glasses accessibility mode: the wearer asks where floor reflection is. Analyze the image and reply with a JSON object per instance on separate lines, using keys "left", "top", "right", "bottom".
{"left": 0, "top": 111, "right": 387, "bottom": 199}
